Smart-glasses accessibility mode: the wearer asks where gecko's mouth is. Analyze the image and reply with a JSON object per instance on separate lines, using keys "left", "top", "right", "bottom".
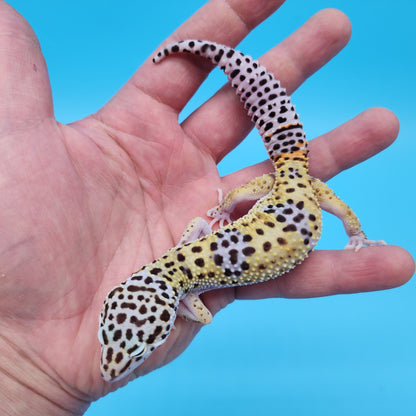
{"left": 100, "top": 346, "right": 147, "bottom": 382}
{"left": 100, "top": 352, "right": 133, "bottom": 382}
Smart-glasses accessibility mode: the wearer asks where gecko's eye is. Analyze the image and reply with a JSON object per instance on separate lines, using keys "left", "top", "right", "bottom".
{"left": 129, "top": 342, "right": 147, "bottom": 357}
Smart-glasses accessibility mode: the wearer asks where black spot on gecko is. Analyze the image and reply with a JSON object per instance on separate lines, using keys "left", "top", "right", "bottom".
{"left": 214, "top": 49, "right": 224, "bottom": 62}
{"left": 241, "top": 261, "right": 250, "bottom": 271}
{"left": 116, "top": 313, "right": 127, "bottom": 324}
{"left": 230, "top": 69, "right": 240, "bottom": 79}
{"left": 160, "top": 309, "right": 171, "bottom": 322}
{"left": 293, "top": 214, "right": 305, "bottom": 223}
{"left": 130, "top": 316, "right": 146, "bottom": 327}
{"left": 283, "top": 224, "right": 297, "bottom": 232}
{"left": 101, "top": 330, "right": 108, "bottom": 345}
{"left": 277, "top": 237, "right": 287, "bottom": 245}
{"left": 108, "top": 287, "right": 122, "bottom": 299}
{"left": 147, "top": 326, "right": 163, "bottom": 344}
{"left": 154, "top": 295, "right": 166, "bottom": 306}
{"left": 214, "top": 254, "right": 223, "bottom": 266}
{"left": 106, "top": 347, "right": 113, "bottom": 363}
{"left": 242, "top": 247, "right": 256, "bottom": 256}
{"left": 127, "top": 345, "right": 140, "bottom": 355}
{"left": 296, "top": 201, "right": 304, "bottom": 210}
{"left": 115, "top": 352, "right": 124, "bottom": 364}
{"left": 120, "top": 302, "right": 136, "bottom": 310}
{"left": 195, "top": 258, "right": 205, "bottom": 267}
{"left": 230, "top": 235, "right": 239, "bottom": 243}
{"left": 229, "top": 249, "right": 239, "bottom": 264}
{"left": 184, "top": 268, "right": 194, "bottom": 280}
{"left": 130, "top": 275, "right": 142, "bottom": 281}
{"left": 113, "top": 330, "right": 122, "bottom": 342}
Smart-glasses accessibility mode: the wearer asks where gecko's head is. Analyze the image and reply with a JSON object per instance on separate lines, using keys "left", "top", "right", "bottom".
{"left": 98, "top": 271, "right": 179, "bottom": 382}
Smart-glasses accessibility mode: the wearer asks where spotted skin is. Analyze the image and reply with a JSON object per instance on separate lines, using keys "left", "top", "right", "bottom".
{"left": 98, "top": 40, "right": 386, "bottom": 382}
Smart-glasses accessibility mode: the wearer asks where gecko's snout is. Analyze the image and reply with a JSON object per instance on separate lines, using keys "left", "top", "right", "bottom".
{"left": 99, "top": 340, "right": 147, "bottom": 382}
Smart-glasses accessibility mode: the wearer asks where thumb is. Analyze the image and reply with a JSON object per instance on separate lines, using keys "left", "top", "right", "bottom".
{"left": 0, "top": 1, "right": 53, "bottom": 133}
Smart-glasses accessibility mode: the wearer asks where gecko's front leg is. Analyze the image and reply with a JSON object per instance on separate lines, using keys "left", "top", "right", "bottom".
{"left": 207, "top": 173, "right": 276, "bottom": 228}
{"left": 176, "top": 217, "right": 213, "bottom": 324}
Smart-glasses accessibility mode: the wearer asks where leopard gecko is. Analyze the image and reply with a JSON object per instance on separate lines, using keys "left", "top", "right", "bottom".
{"left": 98, "top": 40, "right": 385, "bottom": 382}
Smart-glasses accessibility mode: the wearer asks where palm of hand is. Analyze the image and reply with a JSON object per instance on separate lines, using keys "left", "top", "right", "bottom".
{"left": 0, "top": 8, "right": 222, "bottom": 398}
{"left": 0, "top": 3, "right": 235, "bottom": 401}
{"left": 0, "top": 0, "right": 413, "bottom": 411}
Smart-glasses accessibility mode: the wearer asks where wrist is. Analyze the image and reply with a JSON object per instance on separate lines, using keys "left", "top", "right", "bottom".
{"left": 0, "top": 334, "right": 90, "bottom": 416}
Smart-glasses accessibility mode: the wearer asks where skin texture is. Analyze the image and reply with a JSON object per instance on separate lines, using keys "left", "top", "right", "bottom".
{"left": 0, "top": 0, "right": 413, "bottom": 414}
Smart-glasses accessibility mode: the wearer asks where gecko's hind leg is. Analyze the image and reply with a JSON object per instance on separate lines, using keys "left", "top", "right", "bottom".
{"left": 311, "top": 177, "right": 386, "bottom": 251}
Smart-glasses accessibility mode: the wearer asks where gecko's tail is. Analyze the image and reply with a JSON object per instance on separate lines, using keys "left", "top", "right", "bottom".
{"left": 153, "top": 39, "right": 307, "bottom": 162}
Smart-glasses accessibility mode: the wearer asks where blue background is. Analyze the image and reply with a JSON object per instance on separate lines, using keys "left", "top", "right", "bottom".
{"left": 7, "top": 1, "right": 415, "bottom": 415}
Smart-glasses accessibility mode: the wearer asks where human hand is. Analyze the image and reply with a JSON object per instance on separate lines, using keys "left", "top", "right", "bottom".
{"left": 0, "top": 0, "right": 413, "bottom": 414}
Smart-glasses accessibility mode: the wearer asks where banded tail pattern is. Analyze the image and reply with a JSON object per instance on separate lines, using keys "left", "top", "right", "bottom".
{"left": 153, "top": 39, "right": 307, "bottom": 162}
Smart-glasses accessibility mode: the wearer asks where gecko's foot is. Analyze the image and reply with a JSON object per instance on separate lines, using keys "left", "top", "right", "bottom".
{"left": 207, "top": 188, "right": 232, "bottom": 229}
{"left": 177, "top": 217, "right": 212, "bottom": 246}
{"left": 177, "top": 293, "right": 213, "bottom": 325}
{"left": 208, "top": 212, "right": 232, "bottom": 229}
{"left": 345, "top": 235, "right": 387, "bottom": 252}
